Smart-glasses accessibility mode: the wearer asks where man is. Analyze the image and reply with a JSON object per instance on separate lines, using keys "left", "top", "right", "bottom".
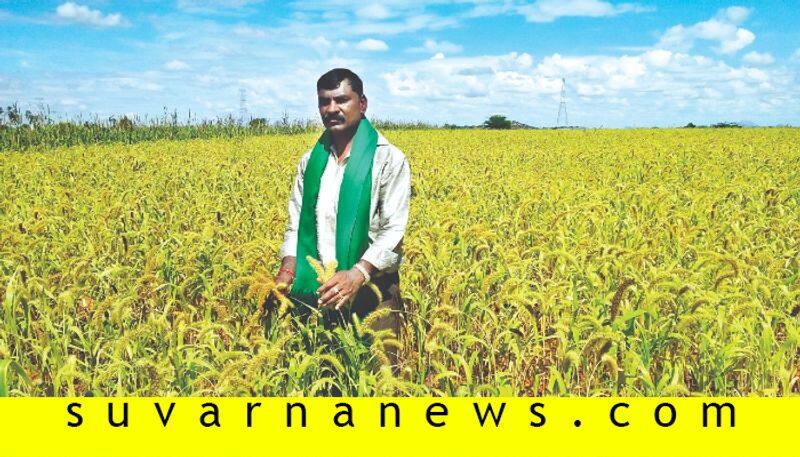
{"left": 274, "top": 68, "right": 411, "bottom": 367}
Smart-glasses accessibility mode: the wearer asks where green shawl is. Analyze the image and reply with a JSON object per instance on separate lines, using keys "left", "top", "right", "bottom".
{"left": 289, "top": 117, "right": 378, "bottom": 310}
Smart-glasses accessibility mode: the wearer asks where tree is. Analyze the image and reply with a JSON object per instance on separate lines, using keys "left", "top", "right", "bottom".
{"left": 483, "top": 115, "right": 512, "bottom": 129}
{"left": 684, "top": 122, "right": 696, "bottom": 128}
{"left": 6, "top": 103, "right": 21, "bottom": 126}
{"left": 711, "top": 122, "right": 742, "bottom": 128}
{"left": 115, "top": 115, "right": 135, "bottom": 130}
{"left": 249, "top": 118, "right": 267, "bottom": 129}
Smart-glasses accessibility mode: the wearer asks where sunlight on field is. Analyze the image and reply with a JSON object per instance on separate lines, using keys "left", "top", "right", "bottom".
{"left": 1, "top": 128, "right": 799, "bottom": 396}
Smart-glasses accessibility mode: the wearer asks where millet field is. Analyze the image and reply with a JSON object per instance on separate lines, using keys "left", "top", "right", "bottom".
{"left": 1, "top": 128, "right": 799, "bottom": 396}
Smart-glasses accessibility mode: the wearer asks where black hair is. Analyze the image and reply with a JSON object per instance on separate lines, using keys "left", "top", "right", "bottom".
{"left": 317, "top": 68, "right": 365, "bottom": 97}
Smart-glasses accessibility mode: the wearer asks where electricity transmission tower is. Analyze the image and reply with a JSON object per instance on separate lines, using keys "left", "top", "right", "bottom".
{"left": 239, "top": 88, "right": 248, "bottom": 125}
{"left": 556, "top": 78, "right": 568, "bottom": 128}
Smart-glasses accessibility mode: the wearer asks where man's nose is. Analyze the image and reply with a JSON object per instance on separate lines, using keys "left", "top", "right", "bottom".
{"left": 322, "top": 100, "right": 338, "bottom": 113}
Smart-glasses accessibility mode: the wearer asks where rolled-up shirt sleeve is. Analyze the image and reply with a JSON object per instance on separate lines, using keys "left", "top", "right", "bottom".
{"left": 279, "top": 151, "right": 310, "bottom": 259}
{"left": 360, "top": 150, "right": 411, "bottom": 272}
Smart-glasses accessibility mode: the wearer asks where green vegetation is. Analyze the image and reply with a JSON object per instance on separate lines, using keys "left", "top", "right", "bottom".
{"left": 0, "top": 104, "right": 437, "bottom": 152}
{"left": 483, "top": 115, "right": 513, "bottom": 129}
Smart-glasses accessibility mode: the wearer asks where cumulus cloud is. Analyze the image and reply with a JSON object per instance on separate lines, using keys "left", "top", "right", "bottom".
{"left": 379, "top": 46, "right": 797, "bottom": 125}
{"left": 382, "top": 51, "right": 538, "bottom": 100}
{"left": 718, "top": 6, "right": 750, "bottom": 23}
{"left": 517, "top": 0, "right": 650, "bottom": 23}
{"left": 641, "top": 49, "right": 673, "bottom": 67}
{"left": 56, "top": 2, "right": 123, "bottom": 27}
{"left": 742, "top": 51, "right": 774, "bottom": 66}
{"left": 657, "top": 6, "right": 755, "bottom": 54}
{"left": 356, "top": 38, "right": 389, "bottom": 51}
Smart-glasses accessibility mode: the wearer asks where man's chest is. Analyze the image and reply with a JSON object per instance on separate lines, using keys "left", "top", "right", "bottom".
{"left": 317, "top": 157, "right": 383, "bottom": 227}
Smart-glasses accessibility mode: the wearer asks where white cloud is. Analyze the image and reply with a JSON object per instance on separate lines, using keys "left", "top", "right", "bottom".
{"left": 309, "top": 36, "right": 333, "bottom": 53}
{"left": 56, "top": 2, "right": 123, "bottom": 27}
{"left": 379, "top": 46, "right": 798, "bottom": 125}
{"left": 350, "top": 13, "right": 458, "bottom": 35}
{"left": 104, "top": 76, "right": 163, "bottom": 92}
{"left": 516, "top": 0, "right": 649, "bottom": 23}
{"left": 58, "top": 98, "right": 88, "bottom": 111}
{"left": 237, "top": 0, "right": 644, "bottom": 40}
{"left": 289, "top": 1, "right": 459, "bottom": 35}
{"left": 164, "top": 60, "right": 189, "bottom": 71}
{"left": 462, "top": 0, "right": 650, "bottom": 22}
{"left": 642, "top": 49, "right": 673, "bottom": 67}
{"left": 657, "top": 6, "right": 755, "bottom": 54}
{"left": 356, "top": 38, "right": 389, "bottom": 51}
{"left": 407, "top": 39, "right": 463, "bottom": 54}
{"left": 516, "top": 52, "right": 534, "bottom": 68}
{"left": 176, "top": 0, "right": 265, "bottom": 14}
{"left": 718, "top": 6, "right": 750, "bottom": 24}
{"left": 792, "top": 49, "right": 800, "bottom": 61}
{"left": 742, "top": 51, "right": 774, "bottom": 66}
{"left": 356, "top": 4, "right": 392, "bottom": 20}
{"left": 383, "top": 51, "right": 540, "bottom": 100}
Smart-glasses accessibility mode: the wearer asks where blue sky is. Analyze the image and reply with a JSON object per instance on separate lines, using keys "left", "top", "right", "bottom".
{"left": 1, "top": 0, "right": 798, "bottom": 127}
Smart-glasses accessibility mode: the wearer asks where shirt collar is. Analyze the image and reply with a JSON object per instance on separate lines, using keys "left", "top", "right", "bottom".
{"left": 376, "top": 131, "right": 389, "bottom": 145}
{"left": 327, "top": 142, "right": 344, "bottom": 160}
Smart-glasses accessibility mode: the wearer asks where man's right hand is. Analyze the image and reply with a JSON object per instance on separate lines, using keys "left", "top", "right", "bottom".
{"left": 265, "top": 261, "right": 294, "bottom": 316}
{"left": 274, "top": 256, "right": 297, "bottom": 291}
{"left": 274, "top": 271, "right": 294, "bottom": 290}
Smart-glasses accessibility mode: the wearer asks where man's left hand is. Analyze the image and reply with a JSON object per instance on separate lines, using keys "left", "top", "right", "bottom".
{"left": 317, "top": 268, "right": 366, "bottom": 310}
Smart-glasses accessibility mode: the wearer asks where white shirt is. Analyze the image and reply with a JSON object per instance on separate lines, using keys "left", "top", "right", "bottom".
{"left": 279, "top": 130, "right": 411, "bottom": 275}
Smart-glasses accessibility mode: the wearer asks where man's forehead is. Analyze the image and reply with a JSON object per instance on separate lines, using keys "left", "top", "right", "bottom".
{"left": 317, "top": 81, "right": 356, "bottom": 98}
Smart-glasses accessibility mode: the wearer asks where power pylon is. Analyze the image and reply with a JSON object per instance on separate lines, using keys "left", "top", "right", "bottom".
{"left": 239, "top": 88, "right": 247, "bottom": 125}
{"left": 556, "top": 78, "right": 568, "bottom": 128}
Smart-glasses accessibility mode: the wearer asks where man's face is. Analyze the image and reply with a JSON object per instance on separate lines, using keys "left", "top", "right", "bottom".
{"left": 318, "top": 79, "right": 367, "bottom": 134}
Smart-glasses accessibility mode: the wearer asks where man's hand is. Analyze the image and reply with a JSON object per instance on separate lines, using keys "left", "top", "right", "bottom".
{"left": 274, "top": 270, "right": 293, "bottom": 288}
{"left": 274, "top": 256, "right": 296, "bottom": 289}
{"left": 317, "top": 268, "right": 367, "bottom": 310}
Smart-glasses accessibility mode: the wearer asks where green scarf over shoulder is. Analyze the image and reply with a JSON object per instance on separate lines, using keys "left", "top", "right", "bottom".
{"left": 289, "top": 117, "right": 378, "bottom": 309}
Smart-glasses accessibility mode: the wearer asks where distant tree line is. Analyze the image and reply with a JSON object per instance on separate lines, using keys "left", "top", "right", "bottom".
{"left": 0, "top": 103, "right": 437, "bottom": 151}
{"left": 684, "top": 122, "right": 745, "bottom": 128}
{"left": 1, "top": 102, "right": 784, "bottom": 151}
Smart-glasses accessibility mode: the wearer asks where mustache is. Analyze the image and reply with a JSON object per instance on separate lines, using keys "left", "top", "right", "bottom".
{"left": 324, "top": 115, "right": 345, "bottom": 123}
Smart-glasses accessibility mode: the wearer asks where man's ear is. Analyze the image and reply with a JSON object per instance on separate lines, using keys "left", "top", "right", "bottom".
{"left": 360, "top": 95, "right": 368, "bottom": 114}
